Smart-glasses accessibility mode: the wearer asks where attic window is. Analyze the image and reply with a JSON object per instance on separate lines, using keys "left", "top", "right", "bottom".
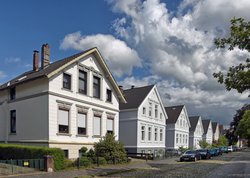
{"left": 10, "top": 87, "right": 16, "bottom": 100}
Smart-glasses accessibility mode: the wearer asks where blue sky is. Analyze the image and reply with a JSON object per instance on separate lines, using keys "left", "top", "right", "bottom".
{"left": 0, "top": 0, "right": 249, "bottom": 126}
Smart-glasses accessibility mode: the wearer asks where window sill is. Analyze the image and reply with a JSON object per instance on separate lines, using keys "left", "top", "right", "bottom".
{"left": 92, "top": 135, "right": 102, "bottom": 138}
{"left": 105, "top": 101, "right": 113, "bottom": 104}
{"left": 77, "top": 92, "right": 88, "bottom": 96}
{"left": 9, "top": 133, "right": 16, "bottom": 135}
{"left": 76, "top": 134, "right": 88, "bottom": 137}
{"left": 61, "top": 88, "right": 73, "bottom": 92}
{"left": 57, "top": 133, "right": 72, "bottom": 136}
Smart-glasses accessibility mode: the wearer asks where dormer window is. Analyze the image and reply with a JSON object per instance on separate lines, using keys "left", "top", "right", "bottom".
{"left": 106, "top": 89, "right": 112, "bottom": 102}
{"left": 155, "top": 105, "right": 158, "bottom": 118}
{"left": 10, "top": 87, "right": 16, "bottom": 100}
{"left": 93, "top": 76, "right": 100, "bottom": 98}
{"left": 79, "top": 70, "right": 87, "bottom": 94}
{"left": 63, "top": 73, "right": 71, "bottom": 90}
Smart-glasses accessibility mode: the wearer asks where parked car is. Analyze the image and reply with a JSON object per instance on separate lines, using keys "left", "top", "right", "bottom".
{"left": 197, "top": 149, "right": 211, "bottom": 159}
{"left": 228, "top": 145, "right": 233, "bottom": 152}
{"left": 209, "top": 148, "right": 219, "bottom": 157}
{"left": 220, "top": 146, "right": 228, "bottom": 153}
{"left": 215, "top": 148, "right": 222, "bottom": 155}
{"left": 180, "top": 150, "right": 201, "bottom": 162}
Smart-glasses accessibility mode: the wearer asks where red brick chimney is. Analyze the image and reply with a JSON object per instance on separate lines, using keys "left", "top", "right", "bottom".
{"left": 33, "top": 50, "right": 39, "bottom": 71}
{"left": 41, "top": 43, "right": 50, "bottom": 69}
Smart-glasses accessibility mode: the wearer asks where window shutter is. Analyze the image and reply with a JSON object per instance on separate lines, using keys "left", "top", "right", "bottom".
{"left": 93, "top": 116, "right": 101, "bottom": 135}
{"left": 107, "top": 118, "right": 113, "bottom": 131}
{"left": 77, "top": 113, "right": 86, "bottom": 128}
{"left": 58, "top": 109, "right": 69, "bottom": 125}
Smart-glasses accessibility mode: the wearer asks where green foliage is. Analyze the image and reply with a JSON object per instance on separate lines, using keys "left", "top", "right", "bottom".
{"left": 236, "top": 110, "right": 250, "bottom": 146}
{"left": 217, "top": 135, "right": 229, "bottom": 146}
{"left": 94, "top": 133, "right": 127, "bottom": 163}
{"left": 178, "top": 146, "right": 189, "bottom": 153}
{"left": 226, "top": 104, "right": 250, "bottom": 145}
{"left": 64, "top": 159, "right": 75, "bottom": 168}
{"left": 79, "top": 157, "right": 91, "bottom": 167}
{"left": 98, "top": 157, "right": 107, "bottom": 165}
{"left": 0, "top": 144, "right": 65, "bottom": 170}
{"left": 214, "top": 17, "right": 250, "bottom": 96}
{"left": 198, "top": 140, "right": 210, "bottom": 148}
{"left": 79, "top": 146, "right": 88, "bottom": 157}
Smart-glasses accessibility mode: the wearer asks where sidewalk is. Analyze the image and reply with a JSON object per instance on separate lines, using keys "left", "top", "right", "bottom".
{"left": 2, "top": 157, "right": 179, "bottom": 178}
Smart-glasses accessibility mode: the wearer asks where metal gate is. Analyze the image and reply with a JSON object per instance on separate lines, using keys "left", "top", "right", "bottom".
{"left": 0, "top": 159, "right": 44, "bottom": 171}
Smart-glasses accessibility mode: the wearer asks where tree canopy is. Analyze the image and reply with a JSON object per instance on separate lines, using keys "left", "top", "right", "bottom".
{"left": 214, "top": 17, "right": 250, "bottom": 96}
{"left": 236, "top": 110, "right": 250, "bottom": 146}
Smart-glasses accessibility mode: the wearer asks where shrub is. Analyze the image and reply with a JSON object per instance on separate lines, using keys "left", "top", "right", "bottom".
{"left": 94, "top": 133, "right": 127, "bottom": 163}
{"left": 0, "top": 144, "right": 65, "bottom": 170}
{"left": 87, "top": 148, "right": 96, "bottom": 163}
{"left": 79, "top": 157, "right": 91, "bottom": 167}
{"left": 98, "top": 157, "right": 107, "bottom": 165}
{"left": 64, "top": 159, "right": 75, "bottom": 168}
{"left": 79, "top": 146, "right": 88, "bottom": 157}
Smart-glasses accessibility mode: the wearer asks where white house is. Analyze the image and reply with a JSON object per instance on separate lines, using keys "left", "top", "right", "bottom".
{"left": 119, "top": 85, "right": 168, "bottom": 156}
{"left": 202, "top": 119, "right": 213, "bottom": 144}
{"left": 189, "top": 116, "right": 204, "bottom": 149}
{"left": 165, "top": 105, "right": 190, "bottom": 149}
{"left": 0, "top": 44, "right": 126, "bottom": 159}
{"left": 212, "top": 122, "right": 220, "bottom": 142}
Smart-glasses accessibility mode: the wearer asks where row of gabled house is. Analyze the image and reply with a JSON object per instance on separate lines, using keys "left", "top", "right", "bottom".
{"left": 0, "top": 45, "right": 224, "bottom": 159}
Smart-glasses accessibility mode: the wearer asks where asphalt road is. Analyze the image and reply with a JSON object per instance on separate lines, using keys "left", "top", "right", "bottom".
{"left": 205, "top": 149, "right": 250, "bottom": 178}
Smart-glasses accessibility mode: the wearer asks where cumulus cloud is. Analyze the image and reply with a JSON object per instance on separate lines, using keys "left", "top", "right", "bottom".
{"left": 108, "top": 0, "right": 250, "bottom": 125}
{"left": 60, "top": 32, "right": 141, "bottom": 77}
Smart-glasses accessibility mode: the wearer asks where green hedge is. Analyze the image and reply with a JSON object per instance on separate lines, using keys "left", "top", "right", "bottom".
{"left": 0, "top": 144, "right": 65, "bottom": 170}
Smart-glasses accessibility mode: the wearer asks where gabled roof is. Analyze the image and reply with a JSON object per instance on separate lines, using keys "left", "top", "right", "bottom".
{"left": 189, "top": 116, "right": 200, "bottom": 132}
{"left": 212, "top": 122, "right": 218, "bottom": 134}
{"left": 165, "top": 105, "right": 184, "bottom": 124}
{"left": 119, "top": 85, "right": 154, "bottom": 110}
{"left": 202, "top": 119, "right": 211, "bottom": 134}
{"left": 0, "top": 47, "right": 126, "bottom": 103}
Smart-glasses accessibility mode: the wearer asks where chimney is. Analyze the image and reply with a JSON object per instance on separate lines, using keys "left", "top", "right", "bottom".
{"left": 131, "top": 85, "right": 135, "bottom": 89}
{"left": 33, "top": 50, "right": 39, "bottom": 71}
{"left": 41, "top": 43, "right": 50, "bottom": 68}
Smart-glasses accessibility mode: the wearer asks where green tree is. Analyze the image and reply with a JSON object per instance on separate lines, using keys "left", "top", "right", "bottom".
{"left": 236, "top": 110, "right": 250, "bottom": 147}
{"left": 217, "top": 135, "right": 229, "bottom": 146}
{"left": 213, "top": 17, "right": 250, "bottom": 96}
{"left": 198, "top": 140, "right": 210, "bottom": 148}
{"left": 94, "top": 133, "right": 127, "bottom": 163}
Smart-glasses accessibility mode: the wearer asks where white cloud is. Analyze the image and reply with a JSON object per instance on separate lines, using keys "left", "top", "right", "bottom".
{"left": 109, "top": 0, "right": 250, "bottom": 124}
{"left": 4, "top": 57, "right": 21, "bottom": 63}
{"left": 0, "top": 71, "right": 6, "bottom": 79}
{"left": 60, "top": 32, "right": 141, "bottom": 77}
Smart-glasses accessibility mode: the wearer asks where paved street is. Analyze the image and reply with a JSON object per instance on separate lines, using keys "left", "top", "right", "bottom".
{"left": 2, "top": 149, "right": 250, "bottom": 178}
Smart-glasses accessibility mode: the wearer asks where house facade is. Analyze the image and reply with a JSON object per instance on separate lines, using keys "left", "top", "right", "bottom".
{"left": 202, "top": 119, "right": 213, "bottom": 144}
{"left": 212, "top": 122, "right": 220, "bottom": 142}
{"left": 119, "top": 85, "right": 168, "bottom": 156}
{"left": 0, "top": 44, "right": 126, "bottom": 159}
{"left": 165, "top": 105, "right": 190, "bottom": 149}
{"left": 189, "top": 116, "right": 204, "bottom": 149}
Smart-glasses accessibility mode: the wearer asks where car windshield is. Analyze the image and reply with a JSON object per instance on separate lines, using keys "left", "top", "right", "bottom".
{"left": 185, "top": 151, "right": 195, "bottom": 154}
{"left": 199, "top": 149, "right": 207, "bottom": 152}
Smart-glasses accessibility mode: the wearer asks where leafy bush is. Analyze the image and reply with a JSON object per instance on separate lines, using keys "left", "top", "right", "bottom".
{"left": 98, "top": 157, "right": 107, "bottom": 165}
{"left": 79, "top": 157, "right": 91, "bottom": 167}
{"left": 64, "top": 159, "right": 75, "bottom": 168}
{"left": 79, "top": 146, "right": 88, "bottom": 157}
{"left": 0, "top": 144, "right": 65, "bottom": 170}
{"left": 94, "top": 133, "right": 127, "bottom": 163}
{"left": 198, "top": 140, "right": 210, "bottom": 149}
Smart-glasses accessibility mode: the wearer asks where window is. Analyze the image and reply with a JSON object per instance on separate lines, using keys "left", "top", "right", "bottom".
{"left": 63, "top": 73, "right": 71, "bottom": 90}
{"left": 141, "top": 126, "right": 145, "bottom": 141}
{"left": 10, "top": 87, "right": 16, "bottom": 100}
{"left": 148, "top": 127, "right": 152, "bottom": 141}
{"left": 143, "top": 107, "right": 146, "bottom": 115}
{"left": 79, "top": 70, "right": 87, "bottom": 94}
{"left": 77, "top": 112, "right": 86, "bottom": 135}
{"left": 155, "top": 105, "right": 158, "bottom": 118}
{"left": 10, "top": 110, "right": 16, "bottom": 133}
{"left": 186, "top": 135, "right": 188, "bottom": 144}
{"left": 107, "top": 118, "right": 114, "bottom": 134}
{"left": 141, "top": 150, "right": 145, "bottom": 153}
{"left": 154, "top": 128, "right": 158, "bottom": 141}
{"left": 180, "top": 119, "right": 182, "bottom": 127}
{"left": 160, "top": 113, "right": 163, "bottom": 120}
{"left": 93, "top": 116, "right": 101, "bottom": 136}
{"left": 58, "top": 108, "right": 69, "bottom": 133}
{"left": 183, "top": 134, "right": 185, "bottom": 143}
{"left": 106, "top": 89, "right": 112, "bottom": 102}
{"left": 176, "top": 133, "right": 179, "bottom": 143}
{"left": 93, "top": 76, "right": 100, "bottom": 98}
{"left": 63, "top": 150, "right": 69, "bottom": 158}
{"left": 180, "top": 134, "right": 182, "bottom": 143}
{"left": 160, "top": 129, "right": 163, "bottom": 141}
{"left": 149, "top": 102, "right": 152, "bottom": 117}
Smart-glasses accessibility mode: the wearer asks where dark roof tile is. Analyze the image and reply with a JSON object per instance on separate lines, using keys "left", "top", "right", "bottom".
{"left": 189, "top": 116, "right": 200, "bottom": 132}
{"left": 165, "top": 105, "right": 184, "bottom": 124}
